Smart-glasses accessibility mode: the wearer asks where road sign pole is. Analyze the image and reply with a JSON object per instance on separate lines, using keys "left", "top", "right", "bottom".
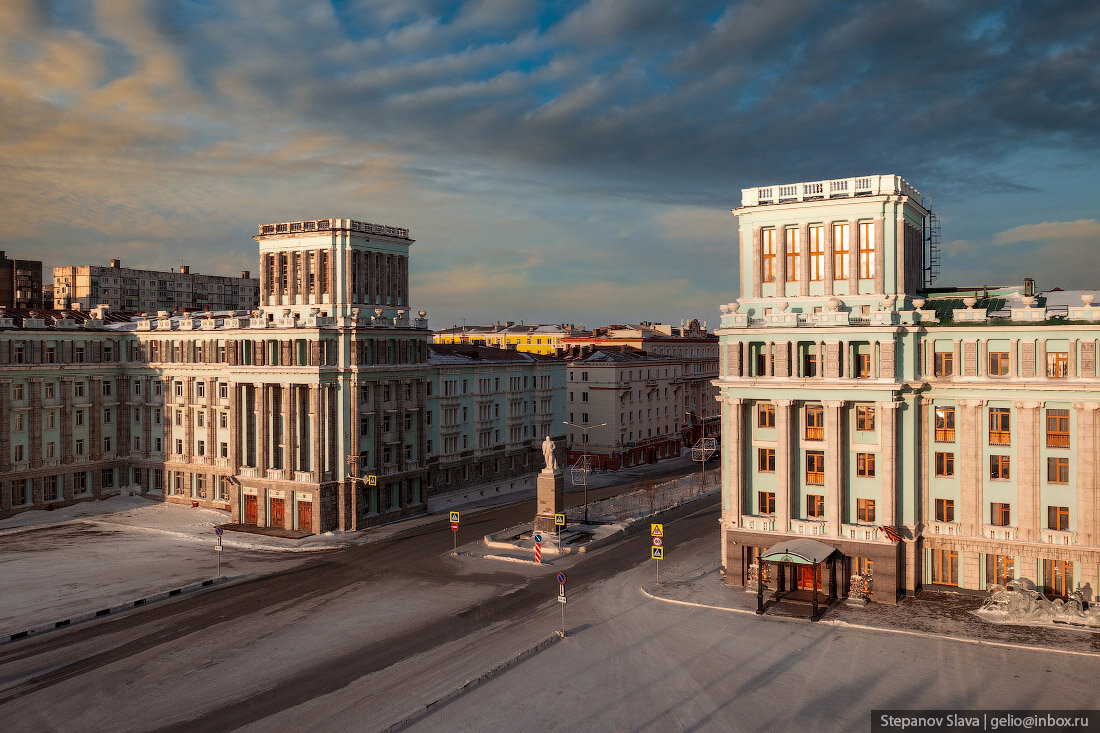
{"left": 561, "top": 594, "right": 566, "bottom": 638}
{"left": 656, "top": 557, "right": 660, "bottom": 584}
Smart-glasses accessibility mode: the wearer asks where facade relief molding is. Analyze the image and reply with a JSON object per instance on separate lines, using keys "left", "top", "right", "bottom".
{"left": 1012, "top": 401, "right": 1044, "bottom": 410}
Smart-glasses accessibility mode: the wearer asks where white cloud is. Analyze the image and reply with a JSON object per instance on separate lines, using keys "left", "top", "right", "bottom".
{"left": 993, "top": 219, "right": 1100, "bottom": 246}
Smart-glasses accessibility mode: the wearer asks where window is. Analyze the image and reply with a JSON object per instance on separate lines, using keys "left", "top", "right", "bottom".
{"left": 102, "top": 380, "right": 112, "bottom": 396}
{"left": 804, "top": 405, "right": 823, "bottom": 440}
{"left": 801, "top": 347, "right": 817, "bottom": 377}
{"left": 809, "top": 225, "right": 824, "bottom": 281}
{"left": 858, "top": 222, "right": 874, "bottom": 279}
{"left": 934, "top": 407, "right": 955, "bottom": 442}
{"left": 988, "top": 407, "right": 1011, "bottom": 445}
{"left": 758, "top": 448, "right": 775, "bottom": 472}
{"left": 932, "top": 549, "right": 959, "bottom": 585}
{"left": 174, "top": 381, "right": 184, "bottom": 397}
{"left": 197, "top": 411, "right": 205, "bottom": 428}
{"left": 990, "top": 455, "right": 1010, "bottom": 480}
{"left": 581, "top": 392, "right": 588, "bottom": 403}
{"left": 758, "top": 491, "right": 775, "bottom": 515}
{"left": 46, "top": 412, "right": 56, "bottom": 429}
{"left": 832, "top": 223, "right": 849, "bottom": 279}
{"left": 762, "top": 229, "right": 776, "bottom": 283}
{"left": 74, "top": 381, "right": 85, "bottom": 398}
{"left": 13, "top": 444, "right": 24, "bottom": 462}
{"left": 784, "top": 227, "right": 799, "bottom": 281}
{"left": 856, "top": 498, "right": 875, "bottom": 523}
{"left": 757, "top": 403, "right": 775, "bottom": 428}
{"left": 855, "top": 406, "right": 875, "bottom": 431}
{"left": 935, "top": 498, "right": 955, "bottom": 523}
{"left": 1042, "top": 559, "right": 1073, "bottom": 598}
{"left": 75, "top": 439, "right": 85, "bottom": 455}
{"left": 220, "top": 412, "right": 228, "bottom": 429}
{"left": 990, "top": 502, "right": 1011, "bottom": 526}
{"left": 806, "top": 494, "right": 824, "bottom": 518}
{"left": 934, "top": 351, "right": 953, "bottom": 377}
{"left": 103, "top": 436, "right": 112, "bottom": 453}
{"left": 12, "top": 383, "right": 24, "bottom": 401}
{"left": 856, "top": 453, "right": 876, "bottom": 478}
{"left": 175, "top": 439, "right": 184, "bottom": 454}
{"left": 935, "top": 452, "right": 955, "bottom": 477}
{"left": 44, "top": 382, "right": 55, "bottom": 399}
{"left": 988, "top": 351, "right": 1009, "bottom": 376}
{"left": 1047, "top": 352, "right": 1068, "bottom": 379}
{"left": 1047, "top": 505, "right": 1069, "bottom": 531}
{"left": 1047, "top": 457, "right": 1069, "bottom": 484}
{"left": 1046, "top": 409, "right": 1069, "bottom": 448}
{"left": 855, "top": 352, "right": 871, "bottom": 378}
{"left": 219, "top": 383, "right": 229, "bottom": 399}
{"left": 986, "top": 554, "right": 1014, "bottom": 586}
{"left": 805, "top": 450, "right": 824, "bottom": 484}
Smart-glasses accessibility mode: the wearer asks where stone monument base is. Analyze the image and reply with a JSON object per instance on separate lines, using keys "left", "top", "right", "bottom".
{"left": 534, "top": 470, "right": 565, "bottom": 534}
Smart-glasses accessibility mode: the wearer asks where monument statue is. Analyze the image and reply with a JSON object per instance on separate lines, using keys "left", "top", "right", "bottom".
{"left": 541, "top": 435, "right": 558, "bottom": 474}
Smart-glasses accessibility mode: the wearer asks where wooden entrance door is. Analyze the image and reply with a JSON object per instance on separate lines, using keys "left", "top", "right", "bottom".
{"left": 797, "top": 565, "right": 820, "bottom": 590}
{"left": 244, "top": 494, "right": 257, "bottom": 524}
{"left": 297, "top": 501, "right": 313, "bottom": 533}
{"left": 270, "top": 498, "right": 285, "bottom": 528}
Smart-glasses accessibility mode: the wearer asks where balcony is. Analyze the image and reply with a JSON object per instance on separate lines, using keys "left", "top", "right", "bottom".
{"left": 265, "top": 468, "right": 287, "bottom": 481}
{"left": 214, "top": 457, "right": 231, "bottom": 468}
{"left": 842, "top": 524, "right": 883, "bottom": 542}
{"left": 983, "top": 525, "right": 1018, "bottom": 542}
{"left": 804, "top": 426, "right": 824, "bottom": 441}
{"left": 934, "top": 428, "right": 955, "bottom": 442}
{"left": 988, "top": 431, "right": 1011, "bottom": 446}
{"left": 741, "top": 515, "right": 776, "bottom": 532}
{"left": 927, "top": 521, "right": 961, "bottom": 536}
{"left": 293, "top": 471, "right": 316, "bottom": 483}
{"left": 1046, "top": 433, "right": 1070, "bottom": 449}
{"left": 790, "top": 519, "right": 827, "bottom": 537}
{"left": 1040, "top": 528, "right": 1077, "bottom": 545}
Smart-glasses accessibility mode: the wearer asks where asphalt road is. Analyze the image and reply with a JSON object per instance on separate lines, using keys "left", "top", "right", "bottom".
{"left": 0, "top": 463, "right": 715, "bottom": 731}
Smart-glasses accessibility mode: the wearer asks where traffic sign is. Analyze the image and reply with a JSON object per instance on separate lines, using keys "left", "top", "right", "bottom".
{"left": 215, "top": 545, "right": 222, "bottom": 552}
{"left": 533, "top": 532, "right": 542, "bottom": 543}
{"left": 651, "top": 547, "right": 664, "bottom": 559}
{"left": 214, "top": 526, "right": 223, "bottom": 536}
{"left": 449, "top": 510, "right": 460, "bottom": 523}
{"left": 367, "top": 475, "right": 378, "bottom": 486}
{"left": 554, "top": 513, "right": 565, "bottom": 526}
{"left": 556, "top": 572, "right": 567, "bottom": 584}
{"left": 451, "top": 522, "right": 459, "bottom": 532}
{"left": 651, "top": 523, "right": 663, "bottom": 537}
{"left": 652, "top": 537, "right": 662, "bottom": 547}
{"left": 557, "top": 595, "right": 567, "bottom": 604}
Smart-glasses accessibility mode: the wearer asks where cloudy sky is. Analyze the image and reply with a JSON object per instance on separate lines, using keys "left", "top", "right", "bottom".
{"left": 2, "top": 0, "right": 1098, "bottom": 329}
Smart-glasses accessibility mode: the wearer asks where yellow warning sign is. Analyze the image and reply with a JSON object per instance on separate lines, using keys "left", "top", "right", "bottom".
{"left": 651, "top": 523, "right": 663, "bottom": 537}
{"left": 651, "top": 546, "right": 664, "bottom": 559}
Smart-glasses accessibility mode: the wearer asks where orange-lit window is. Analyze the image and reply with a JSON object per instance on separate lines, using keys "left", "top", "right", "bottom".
{"left": 806, "top": 494, "right": 824, "bottom": 518}
{"left": 758, "top": 491, "right": 775, "bottom": 514}
{"left": 989, "top": 407, "right": 1011, "bottom": 445}
{"left": 757, "top": 402, "right": 775, "bottom": 428}
{"left": 855, "top": 406, "right": 875, "bottom": 431}
{"left": 935, "top": 452, "right": 954, "bottom": 477}
{"left": 935, "top": 498, "right": 955, "bottom": 522}
{"left": 988, "top": 351, "right": 1009, "bottom": 376}
{"left": 785, "top": 228, "right": 800, "bottom": 281}
{"left": 805, "top": 451, "right": 824, "bottom": 484}
{"left": 855, "top": 353, "right": 871, "bottom": 378}
{"left": 809, "top": 225, "right": 824, "bottom": 281}
{"left": 991, "top": 502, "right": 1011, "bottom": 526}
{"left": 932, "top": 548, "right": 958, "bottom": 585}
{"left": 805, "top": 405, "right": 824, "bottom": 440}
{"left": 758, "top": 448, "right": 775, "bottom": 472}
{"left": 1043, "top": 559, "right": 1073, "bottom": 598}
{"left": 856, "top": 453, "right": 876, "bottom": 477}
{"left": 934, "top": 351, "right": 953, "bottom": 377}
{"left": 990, "top": 455, "right": 1011, "bottom": 480}
{"left": 1047, "top": 352, "right": 1068, "bottom": 378}
{"left": 935, "top": 407, "right": 955, "bottom": 442}
{"left": 858, "top": 222, "right": 875, "bottom": 279}
{"left": 832, "top": 223, "right": 849, "bottom": 278}
{"left": 1046, "top": 409, "right": 1069, "bottom": 448}
{"left": 856, "top": 498, "right": 875, "bottom": 523}
{"left": 1047, "top": 505, "right": 1069, "bottom": 530}
{"left": 1047, "top": 457, "right": 1069, "bottom": 484}
{"left": 762, "top": 229, "right": 776, "bottom": 283}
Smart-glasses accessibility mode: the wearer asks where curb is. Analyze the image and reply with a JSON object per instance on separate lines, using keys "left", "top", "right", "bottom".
{"left": 2, "top": 575, "right": 237, "bottom": 646}
{"left": 382, "top": 632, "right": 562, "bottom": 732}
{"left": 639, "top": 587, "right": 1100, "bottom": 658}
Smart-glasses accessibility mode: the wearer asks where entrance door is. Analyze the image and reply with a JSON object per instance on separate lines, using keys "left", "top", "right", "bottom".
{"left": 270, "top": 498, "right": 285, "bottom": 528}
{"left": 244, "top": 494, "right": 258, "bottom": 524}
{"left": 297, "top": 501, "right": 313, "bottom": 533}
{"left": 797, "top": 565, "right": 820, "bottom": 590}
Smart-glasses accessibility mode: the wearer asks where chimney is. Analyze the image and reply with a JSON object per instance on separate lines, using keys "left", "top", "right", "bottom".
{"left": 109, "top": 259, "right": 121, "bottom": 268}
{"left": 179, "top": 265, "right": 190, "bottom": 274}
{"left": 241, "top": 270, "right": 250, "bottom": 279}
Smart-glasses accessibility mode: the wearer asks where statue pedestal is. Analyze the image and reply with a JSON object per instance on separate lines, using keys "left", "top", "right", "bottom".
{"left": 534, "top": 470, "right": 564, "bottom": 534}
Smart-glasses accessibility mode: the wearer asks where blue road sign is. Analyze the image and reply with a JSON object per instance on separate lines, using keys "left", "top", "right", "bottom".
{"left": 214, "top": 527, "right": 223, "bottom": 536}
{"left": 557, "top": 572, "right": 567, "bottom": 584}
{"left": 533, "top": 532, "right": 543, "bottom": 543}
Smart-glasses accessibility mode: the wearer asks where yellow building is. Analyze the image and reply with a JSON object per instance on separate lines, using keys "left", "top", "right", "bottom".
{"left": 433, "top": 322, "right": 580, "bottom": 355}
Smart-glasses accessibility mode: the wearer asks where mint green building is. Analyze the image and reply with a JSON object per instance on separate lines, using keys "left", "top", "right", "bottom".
{"left": 717, "top": 175, "right": 1099, "bottom": 603}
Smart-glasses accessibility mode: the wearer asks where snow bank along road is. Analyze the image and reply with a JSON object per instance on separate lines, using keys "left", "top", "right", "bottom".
{"left": 0, "top": 489, "right": 712, "bottom": 731}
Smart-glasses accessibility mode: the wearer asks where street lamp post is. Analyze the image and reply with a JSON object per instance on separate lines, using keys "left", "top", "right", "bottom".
{"left": 563, "top": 420, "right": 607, "bottom": 524}
{"left": 685, "top": 411, "right": 716, "bottom": 493}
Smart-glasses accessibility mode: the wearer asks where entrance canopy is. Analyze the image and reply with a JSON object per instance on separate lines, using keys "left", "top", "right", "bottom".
{"left": 760, "top": 538, "right": 838, "bottom": 565}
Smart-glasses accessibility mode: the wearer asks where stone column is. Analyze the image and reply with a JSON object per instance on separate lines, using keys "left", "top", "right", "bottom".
{"left": 1074, "top": 402, "right": 1099, "bottom": 547}
{"left": 1037, "top": 339, "right": 1047, "bottom": 380}
{"left": 823, "top": 400, "right": 846, "bottom": 536}
{"left": 230, "top": 383, "right": 243, "bottom": 470}
{"left": 28, "top": 378, "right": 43, "bottom": 467}
{"left": 774, "top": 399, "right": 794, "bottom": 533}
{"left": 1, "top": 379, "right": 12, "bottom": 474}
{"left": 184, "top": 378, "right": 194, "bottom": 463}
{"left": 751, "top": 227, "right": 762, "bottom": 298}
{"left": 1069, "top": 338, "right": 1078, "bottom": 377}
{"left": 1009, "top": 338, "right": 1019, "bottom": 377}
{"left": 257, "top": 384, "right": 268, "bottom": 471}
{"left": 723, "top": 398, "right": 744, "bottom": 519}
{"left": 60, "top": 377, "right": 73, "bottom": 463}
{"left": 89, "top": 377, "right": 101, "bottom": 462}
{"left": 873, "top": 217, "right": 885, "bottom": 294}
{"left": 280, "top": 383, "right": 292, "bottom": 472}
{"left": 957, "top": 399, "right": 985, "bottom": 536}
{"left": 1014, "top": 401, "right": 1043, "bottom": 542}
{"left": 259, "top": 254, "right": 269, "bottom": 306}
{"left": 879, "top": 401, "right": 900, "bottom": 527}
{"left": 919, "top": 397, "right": 934, "bottom": 531}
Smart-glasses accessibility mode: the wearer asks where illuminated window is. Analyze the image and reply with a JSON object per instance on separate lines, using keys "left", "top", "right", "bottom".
{"left": 762, "top": 229, "right": 776, "bottom": 283}
{"left": 935, "top": 406, "right": 955, "bottom": 442}
{"left": 1046, "top": 409, "right": 1069, "bottom": 448}
{"left": 855, "top": 353, "right": 871, "bottom": 378}
{"left": 832, "top": 223, "right": 849, "bottom": 279}
{"left": 808, "top": 225, "right": 824, "bottom": 281}
{"left": 785, "top": 228, "right": 799, "bottom": 281}
{"left": 935, "top": 452, "right": 954, "bottom": 477}
{"left": 855, "top": 406, "right": 875, "bottom": 431}
{"left": 990, "top": 455, "right": 1010, "bottom": 480}
{"left": 805, "top": 405, "right": 824, "bottom": 440}
{"left": 805, "top": 450, "right": 824, "bottom": 484}
{"left": 988, "top": 351, "right": 1009, "bottom": 376}
{"left": 856, "top": 453, "right": 876, "bottom": 478}
{"left": 988, "top": 407, "right": 1011, "bottom": 445}
{"left": 935, "top": 498, "right": 954, "bottom": 522}
{"left": 1047, "top": 352, "right": 1068, "bottom": 378}
{"left": 1043, "top": 559, "right": 1073, "bottom": 598}
{"left": 858, "top": 222, "right": 874, "bottom": 278}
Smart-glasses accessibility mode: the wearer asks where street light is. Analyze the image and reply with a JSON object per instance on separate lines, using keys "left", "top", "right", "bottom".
{"left": 563, "top": 420, "right": 607, "bottom": 524}
{"left": 685, "top": 411, "right": 716, "bottom": 493}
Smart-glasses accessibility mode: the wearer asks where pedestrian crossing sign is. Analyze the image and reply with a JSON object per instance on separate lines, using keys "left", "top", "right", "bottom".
{"left": 651, "top": 523, "right": 663, "bottom": 537}
{"left": 449, "top": 511, "right": 460, "bottom": 523}
{"left": 367, "top": 475, "right": 378, "bottom": 486}
{"left": 555, "top": 513, "right": 565, "bottom": 526}
{"left": 651, "top": 546, "right": 664, "bottom": 559}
